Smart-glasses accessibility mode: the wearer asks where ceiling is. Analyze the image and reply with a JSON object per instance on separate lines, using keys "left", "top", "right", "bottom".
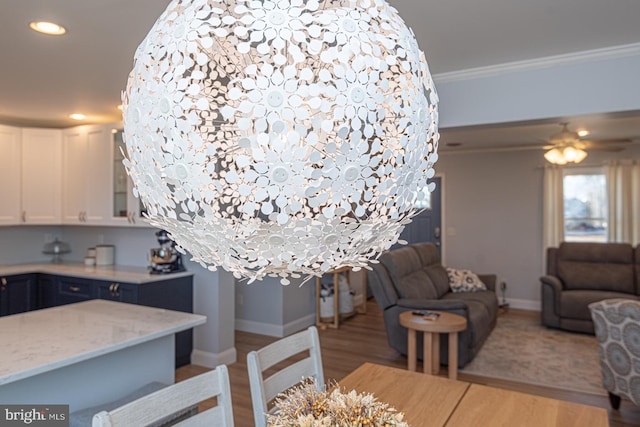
{"left": 1, "top": 0, "right": 640, "bottom": 150}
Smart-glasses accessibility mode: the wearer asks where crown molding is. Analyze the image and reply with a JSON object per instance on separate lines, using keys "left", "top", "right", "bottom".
{"left": 434, "top": 42, "right": 640, "bottom": 84}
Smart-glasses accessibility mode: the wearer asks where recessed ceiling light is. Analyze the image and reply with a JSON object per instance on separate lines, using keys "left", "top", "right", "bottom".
{"left": 577, "top": 129, "right": 589, "bottom": 137}
{"left": 69, "top": 113, "right": 86, "bottom": 121}
{"left": 29, "top": 21, "right": 67, "bottom": 36}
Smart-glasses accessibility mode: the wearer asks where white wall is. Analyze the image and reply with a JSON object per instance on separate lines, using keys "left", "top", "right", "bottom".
{"left": 235, "top": 274, "right": 315, "bottom": 337}
{"left": 0, "top": 225, "right": 62, "bottom": 264}
{"left": 438, "top": 150, "right": 543, "bottom": 307}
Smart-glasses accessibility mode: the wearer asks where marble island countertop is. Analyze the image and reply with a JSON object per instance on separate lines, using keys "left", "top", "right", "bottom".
{"left": 0, "top": 263, "right": 193, "bottom": 284}
{"left": 0, "top": 299, "right": 206, "bottom": 386}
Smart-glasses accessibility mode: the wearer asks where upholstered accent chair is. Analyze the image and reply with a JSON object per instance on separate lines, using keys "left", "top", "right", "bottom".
{"left": 589, "top": 299, "right": 640, "bottom": 409}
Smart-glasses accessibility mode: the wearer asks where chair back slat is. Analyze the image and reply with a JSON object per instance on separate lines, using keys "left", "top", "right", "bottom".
{"left": 92, "top": 365, "right": 234, "bottom": 427}
{"left": 247, "top": 326, "right": 324, "bottom": 427}
{"left": 263, "top": 358, "right": 315, "bottom": 403}
{"left": 257, "top": 331, "right": 315, "bottom": 371}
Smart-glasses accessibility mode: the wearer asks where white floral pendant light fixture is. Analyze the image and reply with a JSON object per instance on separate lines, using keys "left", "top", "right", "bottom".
{"left": 122, "top": 0, "right": 439, "bottom": 284}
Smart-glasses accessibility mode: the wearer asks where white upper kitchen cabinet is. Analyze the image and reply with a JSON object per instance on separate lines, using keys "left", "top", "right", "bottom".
{"left": 0, "top": 125, "right": 21, "bottom": 225}
{"left": 109, "top": 128, "right": 148, "bottom": 227}
{"left": 62, "top": 124, "right": 111, "bottom": 225}
{"left": 21, "top": 128, "right": 62, "bottom": 224}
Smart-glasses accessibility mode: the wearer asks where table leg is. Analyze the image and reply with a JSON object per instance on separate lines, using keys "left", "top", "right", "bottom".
{"left": 432, "top": 333, "right": 440, "bottom": 375}
{"left": 448, "top": 332, "right": 458, "bottom": 380}
{"left": 407, "top": 328, "right": 417, "bottom": 371}
{"left": 424, "top": 331, "right": 433, "bottom": 375}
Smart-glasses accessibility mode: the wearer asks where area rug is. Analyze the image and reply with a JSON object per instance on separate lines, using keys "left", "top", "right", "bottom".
{"left": 461, "top": 314, "right": 607, "bottom": 396}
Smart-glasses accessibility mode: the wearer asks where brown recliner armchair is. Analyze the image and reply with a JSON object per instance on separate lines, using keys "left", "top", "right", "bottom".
{"left": 540, "top": 242, "right": 639, "bottom": 334}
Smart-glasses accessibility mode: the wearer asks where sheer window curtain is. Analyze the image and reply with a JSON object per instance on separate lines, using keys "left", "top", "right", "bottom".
{"left": 607, "top": 160, "right": 640, "bottom": 245}
{"left": 543, "top": 165, "right": 564, "bottom": 249}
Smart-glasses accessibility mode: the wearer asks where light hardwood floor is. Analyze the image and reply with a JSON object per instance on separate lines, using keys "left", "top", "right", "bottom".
{"left": 176, "top": 300, "right": 640, "bottom": 427}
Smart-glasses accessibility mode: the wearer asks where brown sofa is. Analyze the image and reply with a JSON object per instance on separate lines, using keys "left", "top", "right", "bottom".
{"left": 367, "top": 242, "right": 498, "bottom": 368}
{"left": 540, "top": 242, "right": 640, "bottom": 334}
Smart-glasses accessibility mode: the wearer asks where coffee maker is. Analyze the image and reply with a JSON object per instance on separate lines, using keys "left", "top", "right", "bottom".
{"left": 149, "top": 230, "right": 185, "bottom": 274}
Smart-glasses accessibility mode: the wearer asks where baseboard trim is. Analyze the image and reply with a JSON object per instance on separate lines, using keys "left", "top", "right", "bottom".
{"left": 191, "top": 347, "right": 237, "bottom": 368}
{"left": 283, "top": 314, "right": 315, "bottom": 336}
{"left": 235, "top": 319, "right": 283, "bottom": 337}
{"left": 505, "top": 298, "right": 541, "bottom": 311}
{"left": 236, "top": 314, "right": 316, "bottom": 337}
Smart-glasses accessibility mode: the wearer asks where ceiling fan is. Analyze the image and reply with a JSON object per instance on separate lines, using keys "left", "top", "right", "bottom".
{"left": 542, "top": 122, "right": 634, "bottom": 165}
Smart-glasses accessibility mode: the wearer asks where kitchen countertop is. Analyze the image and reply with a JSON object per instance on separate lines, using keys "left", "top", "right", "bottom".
{"left": 0, "top": 263, "right": 193, "bottom": 284}
{"left": 0, "top": 299, "right": 206, "bottom": 386}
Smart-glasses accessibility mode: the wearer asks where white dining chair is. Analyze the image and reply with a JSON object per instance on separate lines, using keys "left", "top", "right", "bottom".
{"left": 92, "top": 364, "right": 234, "bottom": 427}
{"left": 247, "top": 326, "right": 324, "bottom": 427}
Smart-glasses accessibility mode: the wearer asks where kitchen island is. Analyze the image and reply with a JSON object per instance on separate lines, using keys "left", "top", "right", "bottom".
{"left": 0, "top": 299, "right": 205, "bottom": 412}
{"left": 0, "top": 263, "right": 196, "bottom": 366}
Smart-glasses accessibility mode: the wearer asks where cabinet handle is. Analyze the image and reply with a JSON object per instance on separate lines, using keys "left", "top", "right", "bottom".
{"left": 1, "top": 277, "right": 6, "bottom": 289}
{"left": 21, "top": 211, "right": 26, "bottom": 222}
{"left": 83, "top": 211, "right": 87, "bottom": 222}
{"left": 69, "top": 286, "right": 80, "bottom": 292}
{"left": 126, "top": 212, "right": 131, "bottom": 224}
{"left": 78, "top": 212, "right": 83, "bottom": 222}
{"left": 130, "top": 213, "right": 135, "bottom": 224}
{"left": 111, "top": 283, "right": 120, "bottom": 297}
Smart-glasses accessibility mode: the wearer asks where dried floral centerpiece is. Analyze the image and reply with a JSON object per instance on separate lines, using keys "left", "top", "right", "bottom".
{"left": 267, "top": 379, "right": 409, "bottom": 427}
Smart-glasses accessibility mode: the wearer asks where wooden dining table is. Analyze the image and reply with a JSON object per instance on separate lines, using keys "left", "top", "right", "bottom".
{"left": 338, "top": 363, "right": 609, "bottom": 427}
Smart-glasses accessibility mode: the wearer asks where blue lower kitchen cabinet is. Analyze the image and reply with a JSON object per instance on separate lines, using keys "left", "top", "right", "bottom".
{"left": 36, "top": 274, "right": 57, "bottom": 309}
{"left": 0, "top": 273, "right": 37, "bottom": 316}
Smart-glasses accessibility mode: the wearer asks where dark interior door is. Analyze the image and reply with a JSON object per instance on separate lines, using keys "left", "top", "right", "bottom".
{"left": 394, "top": 176, "right": 442, "bottom": 250}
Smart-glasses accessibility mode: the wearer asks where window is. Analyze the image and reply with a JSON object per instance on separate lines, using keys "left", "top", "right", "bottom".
{"left": 563, "top": 169, "right": 607, "bottom": 242}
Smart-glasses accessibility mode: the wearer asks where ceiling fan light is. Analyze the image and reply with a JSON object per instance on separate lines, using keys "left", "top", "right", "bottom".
{"left": 563, "top": 146, "right": 587, "bottom": 163}
{"left": 572, "top": 147, "right": 588, "bottom": 163}
{"left": 544, "top": 148, "right": 567, "bottom": 165}
{"left": 562, "top": 146, "right": 579, "bottom": 162}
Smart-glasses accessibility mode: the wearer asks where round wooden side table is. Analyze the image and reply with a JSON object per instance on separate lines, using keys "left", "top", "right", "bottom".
{"left": 399, "top": 311, "right": 467, "bottom": 380}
